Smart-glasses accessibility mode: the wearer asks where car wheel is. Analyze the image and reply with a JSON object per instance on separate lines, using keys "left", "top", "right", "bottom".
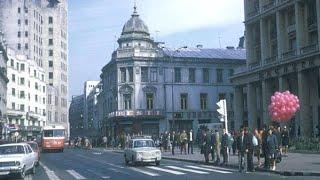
{"left": 31, "top": 164, "right": 36, "bottom": 174}
{"left": 19, "top": 166, "right": 26, "bottom": 179}
{"left": 156, "top": 161, "right": 160, "bottom": 166}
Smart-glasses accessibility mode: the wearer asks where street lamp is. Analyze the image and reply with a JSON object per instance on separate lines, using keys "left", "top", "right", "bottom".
{"left": 161, "top": 46, "right": 187, "bottom": 132}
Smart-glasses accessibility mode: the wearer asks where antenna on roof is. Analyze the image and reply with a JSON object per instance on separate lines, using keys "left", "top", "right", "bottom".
{"left": 218, "top": 33, "right": 222, "bottom": 49}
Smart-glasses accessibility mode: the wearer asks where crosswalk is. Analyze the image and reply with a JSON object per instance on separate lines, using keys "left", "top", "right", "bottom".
{"left": 39, "top": 163, "right": 234, "bottom": 179}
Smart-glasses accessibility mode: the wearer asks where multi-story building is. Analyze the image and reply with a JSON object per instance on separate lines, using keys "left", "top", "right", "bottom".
{"left": 6, "top": 48, "right": 46, "bottom": 140}
{"left": 69, "top": 94, "right": 85, "bottom": 138}
{"left": 0, "top": 0, "right": 69, "bottom": 136}
{"left": 231, "top": 0, "right": 320, "bottom": 137}
{"left": 0, "top": 31, "right": 9, "bottom": 139}
{"left": 100, "top": 6, "right": 246, "bottom": 137}
{"left": 86, "top": 83, "right": 101, "bottom": 130}
{"left": 83, "top": 81, "right": 99, "bottom": 130}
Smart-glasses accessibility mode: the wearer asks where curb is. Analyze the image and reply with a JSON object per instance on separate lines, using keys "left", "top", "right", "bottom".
{"left": 161, "top": 156, "right": 320, "bottom": 177}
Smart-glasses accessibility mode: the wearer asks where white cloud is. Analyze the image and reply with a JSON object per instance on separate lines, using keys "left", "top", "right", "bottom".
{"left": 138, "top": 0, "right": 244, "bottom": 36}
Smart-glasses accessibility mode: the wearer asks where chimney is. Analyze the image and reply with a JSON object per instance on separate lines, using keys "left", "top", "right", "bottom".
{"left": 196, "top": 44, "right": 203, "bottom": 48}
{"left": 238, "top": 36, "right": 245, "bottom": 49}
{"left": 226, "top": 46, "right": 235, "bottom": 50}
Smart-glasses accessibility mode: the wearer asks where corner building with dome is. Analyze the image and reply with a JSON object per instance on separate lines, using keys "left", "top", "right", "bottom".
{"left": 99, "top": 6, "right": 246, "bottom": 137}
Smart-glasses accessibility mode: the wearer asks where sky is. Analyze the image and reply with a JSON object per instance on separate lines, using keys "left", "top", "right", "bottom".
{"left": 68, "top": 0, "right": 245, "bottom": 99}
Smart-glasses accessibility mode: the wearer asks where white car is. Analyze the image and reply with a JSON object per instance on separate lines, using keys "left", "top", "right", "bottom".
{"left": 0, "top": 143, "right": 37, "bottom": 178}
{"left": 124, "top": 137, "right": 161, "bottom": 166}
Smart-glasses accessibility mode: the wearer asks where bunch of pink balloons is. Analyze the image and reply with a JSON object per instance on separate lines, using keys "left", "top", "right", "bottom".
{"left": 268, "top": 91, "right": 300, "bottom": 122}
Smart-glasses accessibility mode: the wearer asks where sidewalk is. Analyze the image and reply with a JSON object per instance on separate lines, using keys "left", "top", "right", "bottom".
{"left": 161, "top": 148, "right": 320, "bottom": 176}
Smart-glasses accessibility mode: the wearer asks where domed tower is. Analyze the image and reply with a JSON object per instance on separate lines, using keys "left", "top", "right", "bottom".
{"left": 115, "top": 4, "right": 157, "bottom": 59}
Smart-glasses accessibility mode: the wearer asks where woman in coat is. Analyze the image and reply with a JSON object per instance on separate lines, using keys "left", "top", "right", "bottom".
{"left": 266, "top": 128, "right": 278, "bottom": 171}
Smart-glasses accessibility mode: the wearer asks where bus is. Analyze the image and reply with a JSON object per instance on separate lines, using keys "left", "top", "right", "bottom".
{"left": 42, "top": 125, "right": 65, "bottom": 152}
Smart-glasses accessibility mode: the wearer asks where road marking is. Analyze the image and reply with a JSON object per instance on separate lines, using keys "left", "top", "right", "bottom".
{"left": 200, "top": 165, "right": 237, "bottom": 172}
{"left": 66, "top": 170, "right": 86, "bottom": 179}
{"left": 40, "top": 162, "right": 61, "bottom": 180}
{"left": 92, "top": 152, "right": 102, "bottom": 155}
{"left": 146, "top": 166, "right": 185, "bottom": 175}
{"left": 166, "top": 166, "right": 209, "bottom": 174}
{"left": 77, "top": 154, "right": 124, "bottom": 169}
{"left": 102, "top": 176, "right": 110, "bottom": 179}
{"left": 186, "top": 165, "right": 232, "bottom": 174}
{"left": 129, "top": 167, "right": 160, "bottom": 176}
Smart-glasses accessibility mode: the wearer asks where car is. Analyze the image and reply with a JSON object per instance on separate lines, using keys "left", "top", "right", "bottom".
{"left": 26, "top": 141, "right": 40, "bottom": 166}
{"left": 124, "top": 137, "right": 161, "bottom": 166}
{"left": 0, "top": 143, "right": 38, "bottom": 178}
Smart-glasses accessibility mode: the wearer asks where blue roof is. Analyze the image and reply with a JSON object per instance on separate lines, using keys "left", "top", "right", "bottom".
{"left": 163, "top": 48, "right": 246, "bottom": 60}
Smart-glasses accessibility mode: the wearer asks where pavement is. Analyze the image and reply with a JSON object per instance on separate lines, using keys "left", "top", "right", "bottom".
{"left": 1, "top": 147, "right": 319, "bottom": 180}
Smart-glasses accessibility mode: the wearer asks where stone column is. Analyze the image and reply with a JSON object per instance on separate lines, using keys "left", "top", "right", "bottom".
{"left": 295, "top": 1, "right": 306, "bottom": 52}
{"left": 298, "top": 71, "right": 312, "bottom": 137}
{"left": 260, "top": 18, "right": 268, "bottom": 64}
{"left": 247, "top": 83, "right": 258, "bottom": 130}
{"left": 276, "top": 11, "right": 285, "bottom": 59}
{"left": 234, "top": 86, "right": 244, "bottom": 130}
{"left": 316, "top": 0, "right": 320, "bottom": 45}
{"left": 279, "top": 76, "right": 289, "bottom": 91}
{"left": 245, "top": 25, "right": 252, "bottom": 67}
{"left": 262, "top": 80, "right": 272, "bottom": 125}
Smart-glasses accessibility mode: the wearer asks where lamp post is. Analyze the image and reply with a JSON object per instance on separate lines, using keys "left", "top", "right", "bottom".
{"left": 161, "top": 46, "right": 187, "bottom": 132}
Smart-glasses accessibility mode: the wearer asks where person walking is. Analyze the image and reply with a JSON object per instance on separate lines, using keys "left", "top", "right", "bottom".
{"left": 237, "top": 128, "right": 247, "bottom": 172}
{"left": 232, "top": 131, "right": 237, "bottom": 155}
{"left": 180, "top": 130, "right": 188, "bottom": 155}
{"left": 203, "top": 131, "right": 211, "bottom": 163}
{"left": 171, "top": 131, "right": 176, "bottom": 155}
{"left": 254, "top": 129, "right": 262, "bottom": 167}
{"left": 214, "top": 130, "right": 221, "bottom": 164}
{"left": 221, "top": 129, "right": 229, "bottom": 166}
{"left": 188, "top": 130, "right": 194, "bottom": 154}
{"left": 210, "top": 130, "right": 216, "bottom": 161}
{"left": 244, "top": 127, "right": 254, "bottom": 172}
{"left": 281, "top": 126, "right": 289, "bottom": 156}
{"left": 261, "top": 126, "right": 269, "bottom": 169}
{"left": 267, "top": 128, "right": 278, "bottom": 171}
{"left": 274, "top": 126, "right": 282, "bottom": 154}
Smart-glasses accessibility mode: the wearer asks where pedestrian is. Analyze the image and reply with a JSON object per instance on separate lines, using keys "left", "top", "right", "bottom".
{"left": 214, "top": 130, "right": 221, "bottom": 164}
{"left": 237, "top": 128, "right": 247, "bottom": 172}
{"left": 171, "top": 131, "right": 176, "bottom": 155}
{"left": 267, "top": 128, "right": 278, "bottom": 171}
{"left": 167, "top": 132, "right": 172, "bottom": 152}
{"left": 180, "top": 130, "right": 187, "bottom": 155}
{"left": 203, "top": 131, "right": 211, "bottom": 163}
{"left": 244, "top": 127, "right": 254, "bottom": 172}
{"left": 254, "top": 129, "right": 262, "bottom": 167}
{"left": 274, "top": 126, "right": 282, "bottom": 154}
{"left": 188, "top": 130, "right": 194, "bottom": 154}
{"left": 261, "top": 125, "right": 269, "bottom": 169}
{"left": 210, "top": 130, "right": 216, "bottom": 161}
{"left": 159, "top": 133, "right": 163, "bottom": 152}
{"left": 103, "top": 136, "right": 108, "bottom": 149}
{"left": 281, "top": 126, "right": 290, "bottom": 156}
{"left": 232, "top": 131, "right": 237, "bottom": 155}
{"left": 221, "top": 129, "right": 229, "bottom": 166}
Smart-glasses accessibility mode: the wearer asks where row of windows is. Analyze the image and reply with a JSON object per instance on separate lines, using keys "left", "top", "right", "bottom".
{"left": 11, "top": 102, "right": 46, "bottom": 116}
{"left": 17, "top": 43, "right": 28, "bottom": 50}
{"left": 17, "top": 31, "right": 28, "bottom": 38}
{"left": 34, "top": 33, "right": 43, "bottom": 45}
{"left": 11, "top": 88, "right": 46, "bottom": 103}
{"left": 17, "top": 19, "right": 28, "bottom": 25}
{"left": 174, "top": 68, "right": 233, "bottom": 83}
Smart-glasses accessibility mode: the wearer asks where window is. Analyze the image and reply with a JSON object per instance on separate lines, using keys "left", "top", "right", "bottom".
{"left": 35, "top": 82, "right": 38, "bottom": 90}
{"left": 43, "top": 98, "right": 45, "bottom": 104}
{"left": 34, "top": 70, "right": 37, "bottom": 77}
{"left": 49, "top": 50, "right": 53, "bottom": 56}
{"left": 49, "top": 28, "right": 53, "bottom": 35}
{"left": 20, "top": 91, "right": 25, "bottom": 99}
{"left": 41, "top": 74, "right": 44, "bottom": 81}
{"left": 11, "top": 59, "right": 14, "bottom": 67}
{"left": 200, "top": 93, "right": 207, "bottom": 110}
{"left": 25, "top": 19, "right": 28, "bottom": 25}
{"left": 146, "top": 93, "right": 154, "bottom": 110}
{"left": 18, "top": 7, "right": 21, "bottom": 13}
{"left": 18, "top": 19, "right": 21, "bottom": 25}
{"left": 48, "top": 17, "right": 53, "bottom": 24}
{"left": 141, "top": 67, "right": 148, "bottom": 82}
{"left": 24, "top": 7, "right": 28, "bottom": 13}
{"left": 12, "top": 88, "right": 16, "bottom": 96}
{"left": 20, "top": 64, "right": 25, "bottom": 71}
{"left": 25, "top": 43, "right": 28, "bottom": 49}
{"left": 18, "top": 31, "right": 21, "bottom": 38}
{"left": 124, "top": 94, "right": 132, "bottom": 110}
{"left": 174, "top": 68, "right": 181, "bottom": 83}
{"left": 43, "top": 86, "right": 46, "bottom": 93}
{"left": 35, "top": 95, "right": 38, "bottom": 102}
{"left": 229, "top": 69, "right": 234, "bottom": 77}
{"left": 20, "top": 77, "right": 25, "bottom": 85}
{"left": 216, "top": 69, "right": 223, "bottom": 83}
{"left": 48, "top": 95, "right": 52, "bottom": 105}
{"left": 203, "top": 68, "right": 209, "bottom": 83}
{"left": 289, "top": 38, "right": 297, "bottom": 50}
{"left": 189, "top": 68, "right": 195, "bottom": 83}
{"left": 12, "top": 103, "right": 15, "bottom": 110}
{"left": 20, "top": 104, "right": 25, "bottom": 111}
{"left": 25, "top": 31, "right": 28, "bottom": 37}
{"left": 49, "top": 72, "right": 53, "bottom": 79}
{"left": 180, "top": 94, "right": 188, "bottom": 110}
{"left": 18, "top": 43, "right": 21, "bottom": 50}
{"left": 49, "top": 61, "right": 53, "bottom": 67}
{"left": 12, "top": 74, "right": 16, "bottom": 82}
{"left": 128, "top": 67, "right": 133, "bottom": 82}
{"left": 150, "top": 67, "right": 157, "bottom": 82}
{"left": 120, "top": 67, "right": 126, "bottom": 83}
{"left": 49, "top": 39, "right": 53, "bottom": 45}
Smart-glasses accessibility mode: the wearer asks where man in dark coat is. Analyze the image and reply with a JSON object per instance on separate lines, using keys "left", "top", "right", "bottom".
{"left": 210, "top": 130, "right": 216, "bottom": 161}
{"left": 237, "top": 128, "right": 246, "bottom": 172}
{"left": 261, "top": 126, "right": 269, "bottom": 169}
{"left": 171, "top": 131, "right": 176, "bottom": 155}
{"left": 244, "top": 127, "right": 254, "bottom": 172}
{"left": 221, "top": 129, "right": 229, "bottom": 165}
{"left": 203, "top": 131, "right": 211, "bottom": 163}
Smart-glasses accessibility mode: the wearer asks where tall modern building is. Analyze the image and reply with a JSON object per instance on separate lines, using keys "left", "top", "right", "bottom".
{"left": 83, "top": 81, "right": 100, "bottom": 130}
{"left": 231, "top": 0, "right": 320, "bottom": 137}
{"left": 0, "top": 0, "right": 69, "bottom": 135}
{"left": 99, "top": 5, "right": 246, "bottom": 137}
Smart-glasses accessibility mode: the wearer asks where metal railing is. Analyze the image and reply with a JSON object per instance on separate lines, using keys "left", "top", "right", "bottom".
{"left": 262, "top": 0, "right": 276, "bottom": 12}
{"left": 108, "top": 109, "right": 165, "bottom": 118}
{"left": 300, "top": 43, "right": 319, "bottom": 55}
{"left": 287, "top": 24, "right": 296, "bottom": 33}
{"left": 265, "top": 55, "right": 277, "bottom": 64}
{"left": 247, "top": 8, "right": 260, "bottom": 17}
{"left": 282, "top": 49, "right": 297, "bottom": 60}
{"left": 249, "top": 60, "right": 261, "bottom": 70}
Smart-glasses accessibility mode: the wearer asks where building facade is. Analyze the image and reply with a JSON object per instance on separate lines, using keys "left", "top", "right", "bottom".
{"left": 86, "top": 83, "right": 101, "bottom": 130}
{"left": 0, "top": 31, "right": 9, "bottom": 139}
{"left": 69, "top": 94, "right": 85, "bottom": 138}
{"left": 83, "top": 81, "right": 100, "bottom": 130}
{"left": 100, "top": 6, "right": 246, "bottom": 138}
{"left": 231, "top": 0, "right": 320, "bottom": 137}
{"left": 0, "top": 0, "right": 69, "bottom": 136}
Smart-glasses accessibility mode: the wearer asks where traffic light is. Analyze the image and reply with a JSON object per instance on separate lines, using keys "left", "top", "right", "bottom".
{"left": 216, "top": 99, "right": 226, "bottom": 121}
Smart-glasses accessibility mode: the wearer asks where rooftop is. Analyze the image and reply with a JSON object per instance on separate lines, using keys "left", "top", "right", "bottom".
{"left": 163, "top": 47, "right": 246, "bottom": 60}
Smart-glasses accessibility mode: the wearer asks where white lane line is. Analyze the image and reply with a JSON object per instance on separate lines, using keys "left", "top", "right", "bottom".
{"left": 166, "top": 166, "right": 209, "bottom": 174}
{"left": 40, "top": 162, "right": 61, "bottom": 180}
{"left": 66, "top": 170, "right": 86, "bottom": 179}
{"left": 186, "top": 165, "right": 232, "bottom": 174}
{"left": 129, "top": 167, "right": 160, "bottom": 177}
{"left": 200, "top": 165, "right": 237, "bottom": 172}
{"left": 146, "top": 166, "right": 185, "bottom": 175}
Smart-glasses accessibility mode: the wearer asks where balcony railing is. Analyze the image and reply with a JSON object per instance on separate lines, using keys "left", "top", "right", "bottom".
{"left": 278, "top": 0, "right": 290, "bottom": 4}
{"left": 247, "top": 8, "right": 260, "bottom": 18}
{"left": 249, "top": 60, "right": 261, "bottom": 70}
{"left": 307, "top": 17, "right": 318, "bottom": 31}
{"left": 265, "top": 55, "right": 277, "bottom": 64}
{"left": 282, "top": 49, "right": 297, "bottom": 60}
{"left": 300, "top": 43, "right": 319, "bottom": 55}
{"left": 108, "top": 109, "right": 165, "bottom": 118}
{"left": 287, "top": 24, "right": 296, "bottom": 33}
{"left": 262, "top": 0, "right": 276, "bottom": 12}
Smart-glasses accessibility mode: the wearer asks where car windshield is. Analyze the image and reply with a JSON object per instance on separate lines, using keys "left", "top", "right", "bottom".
{"left": 44, "top": 129, "right": 65, "bottom": 137}
{"left": 133, "top": 140, "right": 155, "bottom": 148}
{"left": 28, "top": 143, "right": 38, "bottom": 151}
{"left": 0, "top": 145, "right": 25, "bottom": 155}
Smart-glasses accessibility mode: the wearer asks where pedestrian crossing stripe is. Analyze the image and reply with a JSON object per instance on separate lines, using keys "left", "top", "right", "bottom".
{"left": 166, "top": 166, "right": 209, "bottom": 174}
{"left": 146, "top": 166, "right": 186, "bottom": 175}
{"left": 200, "top": 165, "right": 237, "bottom": 172}
{"left": 130, "top": 167, "right": 160, "bottom": 176}
{"left": 185, "top": 165, "right": 232, "bottom": 174}
{"left": 66, "top": 170, "right": 86, "bottom": 179}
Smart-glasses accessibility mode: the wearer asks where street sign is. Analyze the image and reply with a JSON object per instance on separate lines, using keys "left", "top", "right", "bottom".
{"left": 14, "top": 132, "right": 19, "bottom": 137}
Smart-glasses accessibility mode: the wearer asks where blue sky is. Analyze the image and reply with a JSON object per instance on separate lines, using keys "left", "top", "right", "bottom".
{"left": 68, "top": 0, "right": 244, "bottom": 98}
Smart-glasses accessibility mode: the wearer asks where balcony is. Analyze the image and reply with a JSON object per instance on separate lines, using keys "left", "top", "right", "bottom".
{"left": 278, "top": 0, "right": 290, "bottom": 4}
{"left": 287, "top": 24, "right": 296, "bottom": 34}
{"left": 300, "top": 43, "right": 319, "bottom": 55}
{"left": 108, "top": 109, "right": 165, "bottom": 118}
{"left": 265, "top": 55, "right": 277, "bottom": 65}
{"left": 262, "top": 0, "right": 276, "bottom": 12}
{"left": 282, "top": 49, "right": 297, "bottom": 60}
{"left": 307, "top": 17, "right": 318, "bottom": 31}
{"left": 247, "top": 8, "right": 260, "bottom": 18}
{"left": 249, "top": 60, "right": 261, "bottom": 70}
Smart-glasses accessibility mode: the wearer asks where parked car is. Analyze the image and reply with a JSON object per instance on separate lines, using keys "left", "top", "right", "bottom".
{"left": 124, "top": 136, "right": 161, "bottom": 166}
{"left": 26, "top": 141, "right": 40, "bottom": 166}
{"left": 0, "top": 143, "right": 37, "bottom": 178}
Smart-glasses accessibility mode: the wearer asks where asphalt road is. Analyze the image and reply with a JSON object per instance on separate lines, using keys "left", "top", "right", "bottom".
{"left": 1, "top": 148, "right": 319, "bottom": 180}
